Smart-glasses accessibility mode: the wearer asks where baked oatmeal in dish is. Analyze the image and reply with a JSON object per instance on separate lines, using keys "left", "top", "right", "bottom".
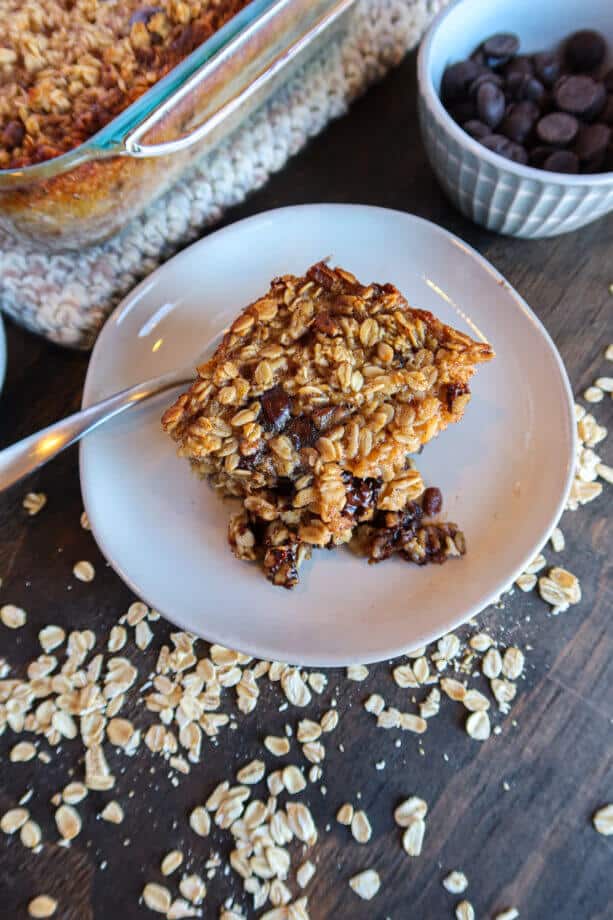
{"left": 162, "top": 262, "right": 494, "bottom": 587}
{"left": 0, "top": 0, "right": 251, "bottom": 168}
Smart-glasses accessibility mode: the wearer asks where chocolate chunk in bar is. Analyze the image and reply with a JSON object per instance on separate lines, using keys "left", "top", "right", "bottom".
{"left": 260, "top": 385, "right": 291, "bottom": 432}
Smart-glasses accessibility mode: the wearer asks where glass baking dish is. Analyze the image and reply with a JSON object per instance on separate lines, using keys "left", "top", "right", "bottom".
{"left": 0, "top": 0, "right": 355, "bottom": 252}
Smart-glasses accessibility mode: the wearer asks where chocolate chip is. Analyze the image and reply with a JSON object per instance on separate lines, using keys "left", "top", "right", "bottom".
{"left": 500, "top": 101, "right": 539, "bottom": 144}
{"left": 441, "top": 59, "right": 482, "bottom": 104}
{"left": 476, "top": 81, "right": 506, "bottom": 128}
{"left": 504, "top": 55, "right": 534, "bottom": 80}
{"left": 129, "top": 5, "right": 162, "bottom": 25}
{"left": 468, "top": 71, "right": 504, "bottom": 96}
{"left": 574, "top": 122, "right": 611, "bottom": 169}
{"left": 554, "top": 75, "right": 606, "bottom": 119}
{"left": 285, "top": 417, "right": 317, "bottom": 450}
{"left": 448, "top": 100, "right": 477, "bottom": 124}
{"left": 543, "top": 150, "right": 580, "bottom": 173}
{"left": 565, "top": 29, "right": 606, "bottom": 73}
{"left": 481, "top": 134, "right": 529, "bottom": 165}
{"left": 529, "top": 145, "right": 556, "bottom": 167}
{"left": 463, "top": 119, "right": 491, "bottom": 139}
{"left": 422, "top": 487, "right": 443, "bottom": 516}
{"left": 601, "top": 96, "right": 613, "bottom": 125}
{"left": 536, "top": 111, "right": 579, "bottom": 146}
{"left": 482, "top": 33, "right": 520, "bottom": 67}
{"left": 260, "top": 385, "right": 291, "bottom": 432}
{"left": 1, "top": 120, "right": 25, "bottom": 150}
{"left": 532, "top": 51, "right": 562, "bottom": 87}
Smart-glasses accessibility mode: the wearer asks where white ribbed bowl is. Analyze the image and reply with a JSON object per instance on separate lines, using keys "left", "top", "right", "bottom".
{"left": 418, "top": 0, "right": 613, "bottom": 238}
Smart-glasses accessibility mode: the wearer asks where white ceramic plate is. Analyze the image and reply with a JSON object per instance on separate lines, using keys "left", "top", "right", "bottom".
{"left": 81, "top": 205, "right": 575, "bottom": 665}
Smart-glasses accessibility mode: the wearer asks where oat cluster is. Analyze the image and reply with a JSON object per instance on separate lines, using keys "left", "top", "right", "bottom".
{"left": 0, "top": 0, "right": 250, "bottom": 168}
{"left": 163, "top": 262, "right": 493, "bottom": 585}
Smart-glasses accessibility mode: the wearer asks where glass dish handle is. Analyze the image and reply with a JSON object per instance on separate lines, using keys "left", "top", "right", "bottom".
{"left": 122, "top": 0, "right": 355, "bottom": 159}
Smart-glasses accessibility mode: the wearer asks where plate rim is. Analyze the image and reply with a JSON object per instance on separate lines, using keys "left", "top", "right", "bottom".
{"left": 80, "top": 203, "right": 576, "bottom": 665}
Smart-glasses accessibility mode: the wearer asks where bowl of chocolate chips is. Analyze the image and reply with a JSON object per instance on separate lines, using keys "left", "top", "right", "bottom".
{"left": 418, "top": 0, "right": 613, "bottom": 237}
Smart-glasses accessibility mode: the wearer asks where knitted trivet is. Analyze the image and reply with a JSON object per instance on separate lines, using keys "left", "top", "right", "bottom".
{"left": 0, "top": 0, "right": 443, "bottom": 349}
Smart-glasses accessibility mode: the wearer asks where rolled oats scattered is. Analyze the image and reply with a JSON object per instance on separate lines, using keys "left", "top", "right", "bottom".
{"left": 237, "top": 759, "right": 266, "bottom": 785}
{"left": 584, "top": 386, "right": 603, "bottom": 403}
{"left": 462, "top": 689, "right": 490, "bottom": 712}
{"left": 179, "top": 874, "right": 206, "bottom": 905}
{"left": 482, "top": 648, "right": 502, "bottom": 679}
{"left": 281, "top": 669, "right": 311, "bottom": 708}
{"left": 337, "top": 803, "right": 354, "bottom": 825}
{"left": 161, "top": 850, "right": 184, "bottom": 876}
{"left": 515, "top": 573, "right": 537, "bottom": 593}
{"left": 73, "top": 560, "right": 95, "bottom": 582}
{"left": 55, "top": 803, "right": 81, "bottom": 840}
{"left": 142, "top": 882, "right": 172, "bottom": 914}
{"left": 39, "top": 625, "right": 65, "bottom": 652}
{"left": 364, "top": 694, "right": 385, "bottom": 715}
{"left": 466, "top": 711, "right": 491, "bottom": 741}
{"left": 264, "top": 735, "right": 290, "bottom": 757}
{"left": 592, "top": 804, "right": 613, "bottom": 836}
{"left": 456, "top": 900, "right": 475, "bottom": 920}
{"left": 23, "top": 492, "right": 47, "bottom": 515}
{"left": 282, "top": 765, "right": 306, "bottom": 795}
{"left": 394, "top": 797, "right": 428, "bottom": 827}
{"left": 539, "top": 567, "right": 581, "bottom": 613}
{"left": 1, "top": 604, "right": 27, "bottom": 629}
{"left": 20, "top": 819, "right": 42, "bottom": 849}
{"left": 135, "top": 620, "right": 153, "bottom": 650}
{"left": 62, "top": 783, "right": 88, "bottom": 805}
{"left": 502, "top": 648, "right": 525, "bottom": 680}
{"left": 189, "top": 806, "right": 211, "bottom": 837}
{"left": 443, "top": 871, "right": 469, "bottom": 894}
{"left": 296, "top": 860, "right": 316, "bottom": 889}
{"left": 100, "top": 801, "right": 124, "bottom": 824}
{"left": 167, "top": 899, "right": 199, "bottom": 919}
{"left": 351, "top": 810, "right": 372, "bottom": 844}
{"left": 347, "top": 665, "right": 369, "bottom": 681}
{"left": 10, "top": 740, "right": 37, "bottom": 762}
{"left": 596, "top": 462, "right": 613, "bottom": 484}
{"left": 302, "top": 741, "right": 325, "bottom": 764}
{"left": 402, "top": 817, "right": 426, "bottom": 856}
{"left": 1, "top": 807, "right": 29, "bottom": 834}
{"left": 320, "top": 709, "right": 338, "bottom": 733}
{"left": 440, "top": 678, "right": 466, "bottom": 701}
{"left": 349, "top": 869, "right": 380, "bottom": 900}
{"left": 308, "top": 672, "right": 327, "bottom": 694}
{"left": 267, "top": 772, "right": 284, "bottom": 797}
{"left": 286, "top": 802, "right": 317, "bottom": 845}
{"left": 550, "top": 526, "right": 565, "bottom": 552}
{"left": 296, "top": 720, "right": 321, "bottom": 743}
{"left": 28, "top": 895, "right": 57, "bottom": 918}
{"left": 469, "top": 633, "right": 494, "bottom": 652}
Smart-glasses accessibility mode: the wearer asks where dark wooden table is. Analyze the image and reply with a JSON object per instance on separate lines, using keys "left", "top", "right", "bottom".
{"left": 1, "top": 50, "right": 612, "bottom": 920}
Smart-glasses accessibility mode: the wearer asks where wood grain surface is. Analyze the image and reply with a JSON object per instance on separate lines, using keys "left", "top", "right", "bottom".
{"left": 1, "top": 50, "right": 612, "bottom": 920}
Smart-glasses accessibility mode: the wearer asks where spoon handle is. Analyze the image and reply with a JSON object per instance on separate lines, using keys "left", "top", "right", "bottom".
{"left": 0, "top": 367, "right": 191, "bottom": 493}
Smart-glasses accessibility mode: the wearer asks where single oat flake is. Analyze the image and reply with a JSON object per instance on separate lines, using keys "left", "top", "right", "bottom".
{"left": 394, "top": 797, "right": 428, "bottom": 827}
{"left": 351, "top": 810, "right": 372, "bottom": 844}
{"left": 593, "top": 804, "right": 613, "bottom": 836}
{"left": 456, "top": 900, "right": 475, "bottom": 920}
{"left": 23, "top": 492, "right": 47, "bottom": 515}
{"left": 494, "top": 910, "right": 520, "bottom": 920}
{"left": 100, "top": 801, "right": 124, "bottom": 824}
{"left": 73, "top": 560, "right": 95, "bottom": 583}
{"left": 349, "top": 869, "right": 381, "bottom": 900}
{"left": 443, "top": 871, "right": 468, "bottom": 894}
{"left": 402, "top": 817, "right": 426, "bottom": 856}
{"left": 466, "top": 711, "right": 491, "bottom": 741}
{"left": 1, "top": 604, "right": 27, "bottom": 629}
{"left": 28, "top": 895, "right": 57, "bottom": 918}
{"left": 142, "top": 882, "right": 172, "bottom": 914}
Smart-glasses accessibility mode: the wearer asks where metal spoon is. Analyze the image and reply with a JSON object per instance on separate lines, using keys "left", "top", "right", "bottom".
{"left": 0, "top": 366, "right": 193, "bottom": 492}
